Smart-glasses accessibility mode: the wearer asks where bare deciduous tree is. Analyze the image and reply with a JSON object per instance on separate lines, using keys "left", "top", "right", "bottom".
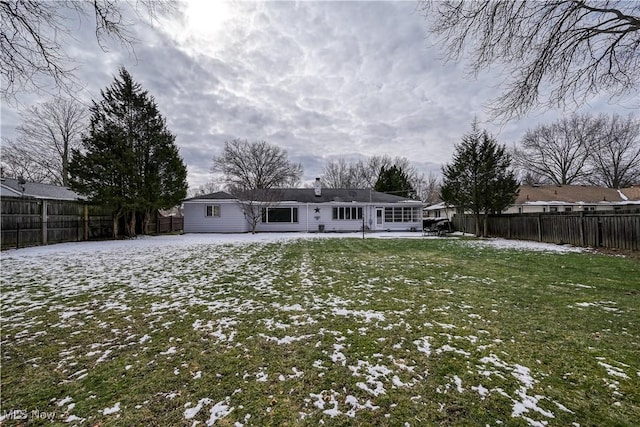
{"left": 211, "top": 139, "right": 302, "bottom": 233}
{"left": 514, "top": 113, "right": 640, "bottom": 187}
{"left": 0, "top": 0, "right": 173, "bottom": 103}
{"left": 589, "top": 114, "right": 640, "bottom": 188}
{"left": 1, "top": 97, "right": 87, "bottom": 185}
{"left": 418, "top": 172, "right": 441, "bottom": 205}
{"left": 187, "top": 181, "right": 222, "bottom": 198}
{"left": 212, "top": 139, "right": 302, "bottom": 191}
{"left": 320, "top": 158, "right": 361, "bottom": 189}
{"left": 320, "top": 155, "right": 434, "bottom": 200}
{"left": 513, "top": 114, "right": 602, "bottom": 185}
{"left": 418, "top": 1, "right": 640, "bottom": 119}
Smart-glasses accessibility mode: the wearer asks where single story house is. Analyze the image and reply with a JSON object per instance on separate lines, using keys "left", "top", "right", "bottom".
{"left": 423, "top": 184, "right": 640, "bottom": 217}
{"left": 423, "top": 201, "right": 456, "bottom": 219}
{"left": 504, "top": 184, "right": 640, "bottom": 213}
{"left": 183, "top": 183, "right": 423, "bottom": 233}
{"left": 1, "top": 177, "right": 82, "bottom": 200}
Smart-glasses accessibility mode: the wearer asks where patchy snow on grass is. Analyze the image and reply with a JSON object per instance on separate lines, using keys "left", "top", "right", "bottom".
{"left": 2, "top": 231, "right": 625, "bottom": 426}
{"left": 463, "top": 237, "right": 584, "bottom": 253}
{"left": 102, "top": 402, "right": 120, "bottom": 415}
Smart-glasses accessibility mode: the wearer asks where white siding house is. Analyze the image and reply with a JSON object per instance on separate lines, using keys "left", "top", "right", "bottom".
{"left": 504, "top": 185, "right": 640, "bottom": 213}
{"left": 424, "top": 185, "right": 640, "bottom": 218}
{"left": 183, "top": 188, "right": 423, "bottom": 233}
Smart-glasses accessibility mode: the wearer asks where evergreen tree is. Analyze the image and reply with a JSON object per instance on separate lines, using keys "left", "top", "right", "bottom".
{"left": 69, "top": 67, "right": 187, "bottom": 238}
{"left": 374, "top": 165, "right": 416, "bottom": 198}
{"left": 441, "top": 121, "right": 519, "bottom": 236}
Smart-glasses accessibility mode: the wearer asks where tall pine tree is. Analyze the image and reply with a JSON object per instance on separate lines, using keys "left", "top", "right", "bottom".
{"left": 441, "top": 121, "right": 519, "bottom": 237}
{"left": 374, "top": 165, "right": 416, "bottom": 198}
{"left": 69, "top": 67, "right": 187, "bottom": 238}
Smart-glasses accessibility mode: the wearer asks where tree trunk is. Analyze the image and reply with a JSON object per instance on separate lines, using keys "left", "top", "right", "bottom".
{"left": 483, "top": 213, "right": 489, "bottom": 237}
{"left": 141, "top": 210, "right": 151, "bottom": 235}
{"left": 125, "top": 211, "right": 137, "bottom": 238}
{"left": 474, "top": 212, "right": 481, "bottom": 237}
{"left": 112, "top": 209, "right": 122, "bottom": 239}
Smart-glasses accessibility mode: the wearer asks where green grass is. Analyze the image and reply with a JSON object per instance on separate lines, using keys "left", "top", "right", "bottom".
{"left": 1, "top": 237, "right": 639, "bottom": 426}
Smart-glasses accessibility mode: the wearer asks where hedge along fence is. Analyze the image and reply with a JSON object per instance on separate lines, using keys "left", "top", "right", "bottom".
{"left": 1, "top": 197, "right": 113, "bottom": 250}
{"left": 452, "top": 209, "right": 640, "bottom": 251}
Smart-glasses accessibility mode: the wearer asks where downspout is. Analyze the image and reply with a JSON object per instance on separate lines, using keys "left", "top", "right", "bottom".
{"left": 306, "top": 203, "right": 309, "bottom": 233}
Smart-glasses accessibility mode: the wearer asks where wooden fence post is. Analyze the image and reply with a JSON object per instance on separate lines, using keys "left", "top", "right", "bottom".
{"left": 537, "top": 213, "right": 542, "bottom": 242}
{"left": 41, "top": 199, "right": 48, "bottom": 245}
{"left": 580, "top": 211, "right": 585, "bottom": 247}
{"left": 83, "top": 204, "right": 89, "bottom": 241}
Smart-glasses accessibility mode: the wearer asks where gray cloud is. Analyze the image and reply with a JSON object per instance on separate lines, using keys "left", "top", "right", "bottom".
{"left": 2, "top": 1, "right": 634, "bottom": 190}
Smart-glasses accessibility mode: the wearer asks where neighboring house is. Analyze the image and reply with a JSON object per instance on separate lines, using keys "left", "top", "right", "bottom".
{"left": 620, "top": 184, "right": 640, "bottom": 202}
{"left": 423, "top": 201, "right": 456, "bottom": 219}
{"left": 1, "top": 177, "right": 82, "bottom": 201}
{"left": 183, "top": 184, "right": 423, "bottom": 233}
{"left": 423, "top": 184, "right": 640, "bottom": 217}
{"left": 504, "top": 185, "right": 640, "bottom": 213}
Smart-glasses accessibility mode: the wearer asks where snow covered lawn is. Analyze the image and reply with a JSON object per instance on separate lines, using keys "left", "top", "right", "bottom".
{"left": 1, "top": 233, "right": 638, "bottom": 426}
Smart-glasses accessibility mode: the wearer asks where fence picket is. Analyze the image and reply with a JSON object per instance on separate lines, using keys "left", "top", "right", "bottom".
{"left": 452, "top": 210, "right": 639, "bottom": 251}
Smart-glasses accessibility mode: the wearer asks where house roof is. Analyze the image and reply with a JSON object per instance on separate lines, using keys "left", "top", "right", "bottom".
{"left": 185, "top": 188, "right": 420, "bottom": 204}
{"left": 183, "top": 191, "right": 235, "bottom": 201}
{"left": 620, "top": 185, "right": 640, "bottom": 201}
{"left": 424, "top": 202, "right": 448, "bottom": 211}
{"left": 516, "top": 185, "right": 629, "bottom": 205}
{"left": 0, "top": 177, "right": 82, "bottom": 201}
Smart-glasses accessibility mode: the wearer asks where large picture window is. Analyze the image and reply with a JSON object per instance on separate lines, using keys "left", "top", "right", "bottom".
{"left": 332, "top": 206, "right": 363, "bottom": 221}
{"left": 384, "top": 207, "right": 420, "bottom": 223}
{"left": 261, "top": 207, "right": 298, "bottom": 223}
{"left": 206, "top": 205, "right": 220, "bottom": 217}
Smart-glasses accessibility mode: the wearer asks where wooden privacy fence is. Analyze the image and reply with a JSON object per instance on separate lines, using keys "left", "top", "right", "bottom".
{"left": 1, "top": 197, "right": 183, "bottom": 250}
{"left": 150, "top": 215, "right": 184, "bottom": 234}
{"left": 452, "top": 210, "right": 640, "bottom": 251}
{"left": 1, "top": 197, "right": 113, "bottom": 250}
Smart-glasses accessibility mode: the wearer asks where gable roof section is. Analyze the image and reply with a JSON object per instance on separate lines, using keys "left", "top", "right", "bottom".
{"left": 620, "top": 185, "right": 640, "bottom": 201}
{"left": 183, "top": 191, "right": 235, "bottom": 202}
{"left": 1, "top": 178, "right": 82, "bottom": 201}
{"left": 516, "top": 185, "right": 626, "bottom": 205}
{"left": 186, "top": 188, "right": 419, "bottom": 204}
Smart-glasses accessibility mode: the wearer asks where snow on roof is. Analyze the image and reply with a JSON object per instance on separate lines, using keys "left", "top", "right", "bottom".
{"left": 424, "top": 202, "right": 448, "bottom": 210}
{"left": 516, "top": 185, "right": 627, "bottom": 205}
{"left": 620, "top": 185, "right": 640, "bottom": 201}
{"left": 617, "top": 190, "right": 629, "bottom": 201}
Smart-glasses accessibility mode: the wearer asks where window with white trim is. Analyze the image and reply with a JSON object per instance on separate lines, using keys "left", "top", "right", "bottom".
{"left": 206, "top": 205, "right": 220, "bottom": 217}
{"left": 332, "top": 206, "right": 363, "bottom": 220}
{"left": 384, "top": 207, "right": 420, "bottom": 222}
{"left": 261, "top": 207, "right": 298, "bottom": 223}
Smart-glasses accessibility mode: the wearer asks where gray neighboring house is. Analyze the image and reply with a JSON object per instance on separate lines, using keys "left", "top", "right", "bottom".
{"left": 183, "top": 184, "right": 423, "bottom": 233}
{"left": 0, "top": 177, "right": 82, "bottom": 201}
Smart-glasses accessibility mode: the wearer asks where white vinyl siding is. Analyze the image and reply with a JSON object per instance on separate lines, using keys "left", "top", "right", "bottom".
{"left": 183, "top": 201, "right": 250, "bottom": 233}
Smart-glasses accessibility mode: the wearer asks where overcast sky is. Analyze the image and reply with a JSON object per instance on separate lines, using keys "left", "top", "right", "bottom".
{"left": 1, "top": 1, "right": 636, "bottom": 190}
